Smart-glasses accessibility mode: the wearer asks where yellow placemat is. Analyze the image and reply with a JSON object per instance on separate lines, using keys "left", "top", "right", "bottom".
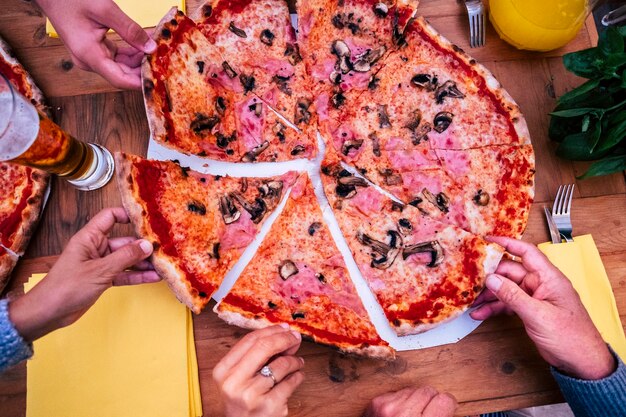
{"left": 539, "top": 235, "right": 626, "bottom": 361}
{"left": 25, "top": 274, "right": 201, "bottom": 417}
{"left": 46, "top": 0, "right": 186, "bottom": 37}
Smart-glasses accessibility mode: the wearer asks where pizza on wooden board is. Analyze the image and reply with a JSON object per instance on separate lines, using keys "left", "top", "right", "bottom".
{"left": 217, "top": 174, "right": 394, "bottom": 358}
{"left": 142, "top": 6, "right": 316, "bottom": 162}
{"left": 0, "top": 36, "right": 50, "bottom": 292}
{"left": 320, "top": 153, "right": 504, "bottom": 335}
{"left": 115, "top": 152, "right": 297, "bottom": 313}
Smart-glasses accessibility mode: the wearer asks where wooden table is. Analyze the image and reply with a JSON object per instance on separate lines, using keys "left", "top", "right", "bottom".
{"left": 1, "top": 1, "right": 625, "bottom": 416}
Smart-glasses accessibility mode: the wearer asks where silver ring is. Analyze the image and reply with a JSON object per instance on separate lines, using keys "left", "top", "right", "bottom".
{"left": 259, "top": 365, "right": 276, "bottom": 386}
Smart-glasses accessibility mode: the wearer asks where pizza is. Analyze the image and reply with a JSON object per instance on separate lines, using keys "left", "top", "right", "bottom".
{"left": 143, "top": 6, "right": 317, "bottom": 162}
{"left": 320, "top": 153, "right": 504, "bottom": 335}
{"left": 0, "top": 36, "right": 50, "bottom": 292}
{"left": 131, "top": 0, "right": 535, "bottom": 356}
{"left": 216, "top": 174, "right": 394, "bottom": 359}
{"left": 115, "top": 152, "right": 297, "bottom": 313}
{"left": 322, "top": 16, "right": 535, "bottom": 238}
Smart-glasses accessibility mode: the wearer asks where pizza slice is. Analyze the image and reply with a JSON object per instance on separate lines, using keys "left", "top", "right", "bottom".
{"left": 216, "top": 174, "right": 394, "bottom": 359}
{"left": 320, "top": 154, "right": 503, "bottom": 336}
{"left": 0, "top": 246, "right": 18, "bottom": 293}
{"left": 435, "top": 145, "right": 535, "bottom": 238}
{"left": 115, "top": 153, "right": 298, "bottom": 313}
{"left": 193, "top": 0, "right": 318, "bottom": 159}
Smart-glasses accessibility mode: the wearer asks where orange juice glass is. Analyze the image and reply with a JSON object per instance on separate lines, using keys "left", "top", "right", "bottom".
{"left": 490, "top": 0, "right": 598, "bottom": 52}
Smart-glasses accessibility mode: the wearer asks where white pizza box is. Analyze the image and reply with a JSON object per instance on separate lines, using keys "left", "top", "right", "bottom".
{"left": 147, "top": 134, "right": 485, "bottom": 352}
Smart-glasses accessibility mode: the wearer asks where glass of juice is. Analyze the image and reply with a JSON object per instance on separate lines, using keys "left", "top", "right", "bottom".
{"left": 490, "top": 0, "right": 599, "bottom": 52}
{"left": 0, "top": 75, "right": 114, "bottom": 191}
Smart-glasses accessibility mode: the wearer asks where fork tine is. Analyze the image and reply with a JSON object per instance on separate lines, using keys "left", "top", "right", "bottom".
{"left": 565, "top": 184, "right": 575, "bottom": 214}
{"left": 480, "top": 13, "right": 486, "bottom": 46}
{"left": 552, "top": 185, "right": 563, "bottom": 215}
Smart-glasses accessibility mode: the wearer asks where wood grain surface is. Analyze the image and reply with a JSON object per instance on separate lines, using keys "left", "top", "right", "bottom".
{"left": 0, "top": 0, "right": 625, "bottom": 416}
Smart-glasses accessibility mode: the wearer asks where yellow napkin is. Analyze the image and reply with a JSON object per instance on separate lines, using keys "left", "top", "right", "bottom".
{"left": 46, "top": 0, "right": 186, "bottom": 37}
{"left": 25, "top": 274, "right": 202, "bottom": 417}
{"left": 539, "top": 235, "right": 626, "bottom": 361}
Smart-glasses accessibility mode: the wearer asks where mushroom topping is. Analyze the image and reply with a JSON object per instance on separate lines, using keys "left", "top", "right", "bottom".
{"left": 190, "top": 113, "right": 220, "bottom": 135}
{"left": 338, "top": 175, "right": 368, "bottom": 187}
{"left": 239, "top": 74, "right": 256, "bottom": 94}
{"left": 368, "top": 75, "right": 381, "bottom": 90}
{"left": 473, "top": 189, "right": 490, "bottom": 206}
{"left": 248, "top": 102, "right": 263, "bottom": 117}
{"left": 357, "top": 231, "right": 403, "bottom": 270}
{"left": 215, "top": 96, "right": 227, "bottom": 116}
{"left": 315, "top": 273, "right": 326, "bottom": 283}
{"left": 353, "top": 46, "right": 386, "bottom": 73}
{"left": 279, "top": 260, "right": 299, "bottom": 280}
{"left": 291, "top": 145, "right": 306, "bottom": 156}
{"left": 330, "top": 70, "right": 342, "bottom": 85}
{"left": 398, "top": 218, "right": 412, "bottom": 235}
{"left": 285, "top": 43, "right": 302, "bottom": 65}
{"left": 378, "top": 105, "right": 391, "bottom": 129}
{"left": 268, "top": 301, "right": 278, "bottom": 309}
{"left": 241, "top": 177, "right": 248, "bottom": 193}
{"left": 260, "top": 29, "right": 275, "bottom": 46}
{"left": 272, "top": 75, "right": 292, "bottom": 95}
{"left": 370, "top": 133, "right": 381, "bottom": 157}
{"left": 295, "top": 99, "right": 312, "bottom": 125}
{"left": 379, "top": 168, "right": 402, "bottom": 186}
{"left": 272, "top": 122, "right": 286, "bottom": 142}
{"left": 241, "top": 140, "right": 269, "bottom": 162}
{"left": 411, "top": 73, "right": 438, "bottom": 91}
{"left": 411, "top": 123, "right": 432, "bottom": 145}
{"left": 434, "top": 80, "right": 465, "bottom": 104}
{"left": 402, "top": 241, "right": 444, "bottom": 267}
{"left": 258, "top": 180, "right": 283, "bottom": 201}
{"left": 422, "top": 188, "right": 450, "bottom": 213}
{"left": 404, "top": 109, "right": 422, "bottom": 132}
{"left": 433, "top": 112, "right": 454, "bottom": 133}
{"left": 373, "top": 2, "right": 389, "bottom": 17}
{"left": 336, "top": 182, "right": 357, "bottom": 199}
{"left": 196, "top": 61, "right": 205, "bottom": 74}
{"left": 231, "top": 192, "right": 268, "bottom": 223}
{"left": 308, "top": 222, "right": 322, "bottom": 236}
{"left": 331, "top": 92, "right": 346, "bottom": 108}
{"left": 222, "top": 61, "right": 237, "bottom": 78}
{"left": 331, "top": 40, "right": 351, "bottom": 58}
{"left": 208, "top": 242, "right": 220, "bottom": 260}
{"left": 219, "top": 195, "right": 240, "bottom": 224}
{"left": 292, "top": 311, "right": 306, "bottom": 319}
{"left": 339, "top": 55, "right": 353, "bottom": 74}
{"left": 187, "top": 200, "right": 206, "bottom": 215}
{"left": 228, "top": 21, "right": 247, "bottom": 38}
{"left": 216, "top": 132, "right": 236, "bottom": 149}
{"left": 341, "top": 138, "right": 364, "bottom": 156}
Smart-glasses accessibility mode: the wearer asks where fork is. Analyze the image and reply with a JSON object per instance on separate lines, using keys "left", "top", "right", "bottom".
{"left": 464, "top": 0, "right": 486, "bottom": 48}
{"left": 552, "top": 184, "right": 575, "bottom": 243}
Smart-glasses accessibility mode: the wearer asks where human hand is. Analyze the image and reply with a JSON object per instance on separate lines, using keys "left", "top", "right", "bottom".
{"left": 213, "top": 324, "right": 305, "bottom": 417}
{"left": 9, "top": 207, "right": 160, "bottom": 342}
{"left": 36, "top": 0, "right": 156, "bottom": 89}
{"left": 470, "top": 236, "right": 615, "bottom": 380}
{"left": 364, "top": 386, "right": 457, "bottom": 417}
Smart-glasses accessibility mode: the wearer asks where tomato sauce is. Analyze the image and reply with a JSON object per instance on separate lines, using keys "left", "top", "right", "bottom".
{"left": 0, "top": 179, "right": 32, "bottom": 248}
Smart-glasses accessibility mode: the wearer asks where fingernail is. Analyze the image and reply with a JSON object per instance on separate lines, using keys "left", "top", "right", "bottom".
{"left": 139, "top": 240, "right": 153, "bottom": 255}
{"left": 485, "top": 274, "right": 502, "bottom": 292}
{"left": 144, "top": 39, "right": 157, "bottom": 52}
{"left": 279, "top": 323, "right": 290, "bottom": 329}
{"left": 299, "top": 357, "right": 305, "bottom": 364}
{"left": 291, "top": 330, "right": 301, "bottom": 340}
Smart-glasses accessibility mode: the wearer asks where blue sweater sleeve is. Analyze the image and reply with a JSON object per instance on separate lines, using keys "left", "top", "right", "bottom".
{"left": 551, "top": 347, "right": 626, "bottom": 417}
{"left": 0, "top": 299, "right": 33, "bottom": 373}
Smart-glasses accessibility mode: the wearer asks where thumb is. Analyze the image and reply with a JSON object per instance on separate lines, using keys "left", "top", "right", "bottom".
{"left": 485, "top": 273, "right": 538, "bottom": 322}
{"left": 100, "top": 239, "right": 153, "bottom": 274}
{"left": 98, "top": 2, "right": 156, "bottom": 53}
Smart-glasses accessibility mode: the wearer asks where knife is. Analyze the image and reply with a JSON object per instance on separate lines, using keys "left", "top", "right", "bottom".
{"left": 544, "top": 206, "right": 562, "bottom": 244}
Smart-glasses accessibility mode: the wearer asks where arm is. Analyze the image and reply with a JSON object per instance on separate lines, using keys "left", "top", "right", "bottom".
{"left": 212, "top": 324, "right": 305, "bottom": 417}
{"left": 471, "top": 237, "right": 623, "bottom": 416}
{"left": 1, "top": 207, "right": 159, "bottom": 372}
{"left": 35, "top": 0, "right": 156, "bottom": 89}
{"left": 364, "top": 386, "right": 457, "bottom": 417}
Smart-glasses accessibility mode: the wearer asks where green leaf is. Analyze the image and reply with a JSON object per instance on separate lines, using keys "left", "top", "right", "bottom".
{"left": 563, "top": 48, "right": 603, "bottom": 78}
{"left": 549, "top": 115, "right": 582, "bottom": 141}
{"left": 597, "top": 111, "right": 626, "bottom": 153}
{"left": 557, "top": 79, "right": 600, "bottom": 107}
{"left": 599, "top": 27, "right": 624, "bottom": 56}
{"left": 619, "top": 26, "right": 626, "bottom": 38}
{"left": 579, "top": 155, "right": 626, "bottom": 179}
{"left": 622, "top": 71, "right": 626, "bottom": 88}
{"left": 550, "top": 108, "right": 604, "bottom": 118}
{"left": 556, "top": 132, "right": 609, "bottom": 160}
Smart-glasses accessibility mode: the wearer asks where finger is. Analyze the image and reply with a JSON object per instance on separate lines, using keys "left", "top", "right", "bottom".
{"left": 130, "top": 260, "right": 155, "bottom": 271}
{"left": 421, "top": 392, "right": 458, "bottom": 417}
{"left": 99, "top": 239, "right": 154, "bottom": 274}
{"left": 250, "top": 355, "right": 304, "bottom": 393}
{"left": 77, "top": 208, "right": 130, "bottom": 238}
{"left": 267, "top": 371, "right": 304, "bottom": 402}
{"left": 401, "top": 386, "right": 438, "bottom": 414}
{"left": 484, "top": 273, "right": 540, "bottom": 322}
{"left": 487, "top": 236, "right": 553, "bottom": 273}
{"left": 213, "top": 325, "right": 291, "bottom": 381}
{"left": 115, "top": 49, "right": 145, "bottom": 68}
{"left": 229, "top": 331, "right": 302, "bottom": 381}
{"left": 95, "top": 2, "right": 156, "bottom": 53}
{"left": 470, "top": 301, "right": 514, "bottom": 320}
{"left": 91, "top": 58, "right": 143, "bottom": 89}
{"left": 495, "top": 259, "right": 528, "bottom": 284}
{"left": 108, "top": 237, "right": 137, "bottom": 251}
{"left": 112, "top": 270, "right": 161, "bottom": 286}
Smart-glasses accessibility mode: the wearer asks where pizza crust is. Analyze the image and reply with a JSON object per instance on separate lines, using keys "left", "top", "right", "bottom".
{"left": 114, "top": 152, "right": 203, "bottom": 314}
{"left": 215, "top": 304, "right": 395, "bottom": 360}
{"left": 0, "top": 248, "right": 18, "bottom": 293}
